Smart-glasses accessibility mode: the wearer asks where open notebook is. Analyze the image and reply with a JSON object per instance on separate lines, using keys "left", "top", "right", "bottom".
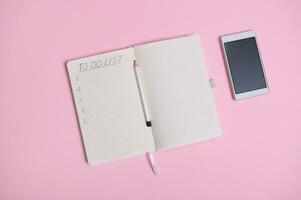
{"left": 67, "top": 34, "right": 221, "bottom": 165}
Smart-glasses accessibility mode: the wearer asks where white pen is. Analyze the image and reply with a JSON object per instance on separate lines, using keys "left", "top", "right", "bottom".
{"left": 133, "top": 60, "right": 158, "bottom": 176}
{"left": 133, "top": 61, "right": 152, "bottom": 127}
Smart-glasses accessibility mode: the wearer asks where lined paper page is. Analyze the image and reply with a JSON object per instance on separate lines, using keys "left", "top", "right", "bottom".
{"left": 134, "top": 34, "right": 221, "bottom": 150}
{"left": 67, "top": 48, "right": 155, "bottom": 164}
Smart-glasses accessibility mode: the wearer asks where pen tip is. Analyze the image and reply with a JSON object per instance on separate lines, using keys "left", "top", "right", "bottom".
{"left": 152, "top": 166, "right": 158, "bottom": 176}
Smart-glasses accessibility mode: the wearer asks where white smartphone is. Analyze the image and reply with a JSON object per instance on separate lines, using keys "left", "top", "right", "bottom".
{"left": 221, "top": 31, "right": 269, "bottom": 100}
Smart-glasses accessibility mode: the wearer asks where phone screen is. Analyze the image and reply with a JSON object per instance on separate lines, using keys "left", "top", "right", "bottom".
{"left": 224, "top": 37, "right": 267, "bottom": 94}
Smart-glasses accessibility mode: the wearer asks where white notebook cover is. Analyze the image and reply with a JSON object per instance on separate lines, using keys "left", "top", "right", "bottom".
{"left": 67, "top": 34, "right": 221, "bottom": 165}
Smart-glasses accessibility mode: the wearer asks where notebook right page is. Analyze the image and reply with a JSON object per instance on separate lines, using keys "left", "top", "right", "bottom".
{"left": 133, "top": 34, "right": 221, "bottom": 151}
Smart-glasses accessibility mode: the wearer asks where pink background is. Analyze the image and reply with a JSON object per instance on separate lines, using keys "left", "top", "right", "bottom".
{"left": 1, "top": 0, "right": 300, "bottom": 199}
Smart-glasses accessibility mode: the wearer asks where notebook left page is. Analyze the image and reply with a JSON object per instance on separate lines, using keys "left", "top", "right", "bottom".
{"left": 67, "top": 48, "right": 155, "bottom": 165}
